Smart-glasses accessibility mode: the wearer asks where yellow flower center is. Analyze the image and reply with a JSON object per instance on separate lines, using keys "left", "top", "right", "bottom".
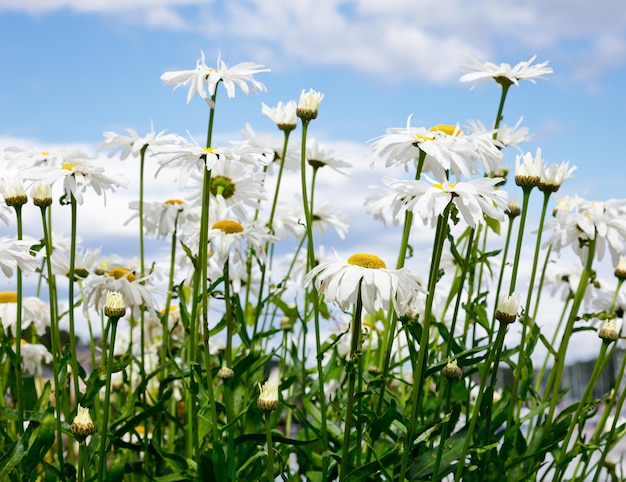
{"left": 41, "top": 151, "right": 49, "bottom": 156}
{"left": 347, "top": 253, "right": 387, "bottom": 269}
{"left": 0, "top": 291, "right": 18, "bottom": 303}
{"left": 203, "top": 147, "right": 216, "bottom": 154}
{"left": 61, "top": 163, "right": 78, "bottom": 171}
{"left": 107, "top": 267, "right": 137, "bottom": 282}
{"left": 212, "top": 220, "right": 244, "bottom": 234}
{"left": 164, "top": 199, "right": 184, "bottom": 205}
{"left": 433, "top": 182, "right": 456, "bottom": 190}
{"left": 429, "top": 124, "right": 463, "bottom": 136}
{"left": 414, "top": 134, "right": 435, "bottom": 143}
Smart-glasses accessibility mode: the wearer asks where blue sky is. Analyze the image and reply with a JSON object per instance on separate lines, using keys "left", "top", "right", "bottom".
{"left": 1, "top": 0, "right": 626, "bottom": 360}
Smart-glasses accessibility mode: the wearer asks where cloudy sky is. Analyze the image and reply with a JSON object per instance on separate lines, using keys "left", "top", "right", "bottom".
{"left": 1, "top": 0, "right": 625, "bottom": 360}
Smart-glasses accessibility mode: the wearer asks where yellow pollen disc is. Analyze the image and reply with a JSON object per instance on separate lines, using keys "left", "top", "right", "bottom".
{"left": 107, "top": 267, "right": 137, "bottom": 282}
{"left": 203, "top": 147, "right": 216, "bottom": 154}
{"left": 41, "top": 151, "right": 49, "bottom": 156}
{"left": 212, "top": 220, "right": 244, "bottom": 234}
{"left": 164, "top": 199, "right": 184, "bottom": 205}
{"left": 160, "top": 305, "right": 179, "bottom": 315}
{"left": 0, "top": 291, "right": 18, "bottom": 303}
{"left": 347, "top": 253, "right": 387, "bottom": 269}
{"left": 415, "top": 134, "right": 435, "bottom": 143}
{"left": 430, "top": 124, "right": 463, "bottom": 136}
{"left": 433, "top": 182, "right": 456, "bottom": 190}
{"left": 61, "top": 163, "right": 77, "bottom": 171}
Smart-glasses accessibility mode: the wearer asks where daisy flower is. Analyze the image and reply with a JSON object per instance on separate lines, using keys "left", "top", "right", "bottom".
{"left": 207, "top": 218, "right": 274, "bottom": 273}
{"left": 4, "top": 146, "right": 95, "bottom": 169}
{"left": 515, "top": 148, "right": 546, "bottom": 189}
{"left": 51, "top": 246, "right": 102, "bottom": 280}
{"left": 240, "top": 124, "right": 300, "bottom": 171}
{"left": 0, "top": 237, "right": 39, "bottom": 277}
{"left": 0, "top": 176, "right": 28, "bottom": 207}
{"left": 460, "top": 55, "right": 553, "bottom": 89}
{"left": 126, "top": 198, "right": 197, "bottom": 240}
{"left": 306, "top": 138, "right": 352, "bottom": 174}
{"left": 304, "top": 252, "right": 426, "bottom": 316}
{"left": 543, "top": 199, "right": 626, "bottom": 266}
{"left": 297, "top": 88, "right": 324, "bottom": 121}
{"left": 21, "top": 161, "right": 128, "bottom": 205}
{"left": 161, "top": 50, "right": 269, "bottom": 106}
{"left": 83, "top": 265, "right": 157, "bottom": 319}
{"left": 538, "top": 160, "right": 577, "bottom": 193}
{"left": 384, "top": 175, "right": 508, "bottom": 228}
{"left": 100, "top": 124, "right": 184, "bottom": 160}
{"left": 19, "top": 341, "right": 53, "bottom": 376}
{"left": 370, "top": 116, "right": 497, "bottom": 180}
{"left": 262, "top": 100, "right": 298, "bottom": 131}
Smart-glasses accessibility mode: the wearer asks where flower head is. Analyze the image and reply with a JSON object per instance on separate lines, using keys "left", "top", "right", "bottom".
{"left": 306, "top": 138, "right": 352, "bottom": 174}
{"left": 161, "top": 50, "right": 269, "bottom": 106}
{"left": 0, "top": 237, "right": 39, "bottom": 277}
{"left": 599, "top": 319, "right": 620, "bottom": 343}
{"left": 71, "top": 405, "right": 95, "bottom": 441}
{"left": 385, "top": 175, "right": 508, "bottom": 228}
{"left": 262, "top": 100, "right": 298, "bottom": 132}
{"left": 297, "top": 89, "right": 324, "bottom": 121}
{"left": 257, "top": 379, "right": 280, "bottom": 411}
{"left": 304, "top": 252, "right": 426, "bottom": 315}
{"left": 460, "top": 55, "right": 553, "bottom": 89}
{"left": 0, "top": 176, "right": 27, "bottom": 208}
{"left": 100, "top": 125, "right": 184, "bottom": 160}
{"left": 495, "top": 292, "right": 521, "bottom": 324}
{"left": 539, "top": 161, "right": 577, "bottom": 193}
{"left": 104, "top": 290, "right": 127, "bottom": 318}
{"left": 31, "top": 181, "right": 52, "bottom": 208}
{"left": 19, "top": 340, "right": 52, "bottom": 376}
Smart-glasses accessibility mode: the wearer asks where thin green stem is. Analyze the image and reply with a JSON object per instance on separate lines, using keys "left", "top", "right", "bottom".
{"left": 12, "top": 204, "right": 24, "bottom": 434}
{"left": 97, "top": 315, "right": 121, "bottom": 482}
{"left": 68, "top": 196, "right": 81, "bottom": 404}
{"left": 339, "top": 289, "right": 363, "bottom": 480}
{"left": 399, "top": 205, "right": 450, "bottom": 482}
{"left": 508, "top": 187, "right": 533, "bottom": 295}
{"left": 265, "top": 412, "right": 276, "bottom": 482}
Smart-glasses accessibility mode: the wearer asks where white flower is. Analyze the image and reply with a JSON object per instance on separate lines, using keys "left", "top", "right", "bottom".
{"left": 460, "top": 55, "right": 553, "bottom": 89}
{"left": 495, "top": 292, "right": 521, "bottom": 324}
{"left": 365, "top": 185, "right": 403, "bottom": 227}
{"left": 83, "top": 266, "right": 157, "bottom": 319}
{"left": 257, "top": 378, "right": 280, "bottom": 411}
{"left": 126, "top": 198, "right": 197, "bottom": 240}
{"left": 240, "top": 124, "right": 300, "bottom": 171}
{"left": 262, "top": 100, "right": 297, "bottom": 131}
{"left": 207, "top": 219, "right": 274, "bottom": 273}
{"left": 100, "top": 125, "right": 184, "bottom": 160}
{"left": 296, "top": 88, "right": 324, "bottom": 120}
{"left": 156, "top": 137, "right": 271, "bottom": 189}
{"left": 0, "top": 176, "right": 28, "bottom": 207}
{"left": 161, "top": 50, "right": 269, "bottom": 106}
{"left": 21, "top": 162, "right": 128, "bottom": 205}
{"left": 539, "top": 161, "right": 577, "bottom": 193}
{"left": 370, "top": 116, "right": 499, "bottom": 180}
{"left": 0, "top": 237, "right": 39, "bottom": 277}
{"left": 4, "top": 146, "right": 95, "bottom": 168}
{"left": 515, "top": 148, "right": 546, "bottom": 188}
{"left": 19, "top": 341, "right": 52, "bottom": 376}
{"left": 384, "top": 175, "right": 508, "bottom": 228}
{"left": 51, "top": 246, "right": 102, "bottom": 280}
{"left": 543, "top": 199, "right": 626, "bottom": 266}
{"left": 31, "top": 181, "right": 53, "bottom": 207}
{"left": 306, "top": 138, "right": 352, "bottom": 174}
{"left": 304, "top": 252, "right": 426, "bottom": 316}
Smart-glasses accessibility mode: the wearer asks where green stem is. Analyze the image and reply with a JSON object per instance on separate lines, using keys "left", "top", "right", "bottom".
{"left": 13, "top": 204, "right": 24, "bottom": 434}
{"left": 299, "top": 118, "right": 329, "bottom": 478}
{"left": 339, "top": 290, "right": 363, "bottom": 480}
{"left": 97, "top": 315, "right": 121, "bottom": 482}
{"left": 39, "top": 206, "right": 66, "bottom": 478}
{"left": 265, "top": 412, "right": 276, "bottom": 482}
{"left": 399, "top": 204, "right": 450, "bottom": 482}
{"left": 508, "top": 187, "right": 533, "bottom": 295}
{"left": 554, "top": 341, "right": 612, "bottom": 481}
{"left": 68, "top": 196, "right": 81, "bottom": 405}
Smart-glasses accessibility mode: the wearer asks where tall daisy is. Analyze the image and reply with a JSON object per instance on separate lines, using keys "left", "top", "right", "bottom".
{"left": 0, "top": 237, "right": 39, "bottom": 277}
{"left": 460, "top": 55, "right": 553, "bottom": 89}
{"left": 100, "top": 125, "right": 184, "bottom": 160}
{"left": 384, "top": 175, "right": 508, "bottom": 228}
{"left": 161, "top": 50, "right": 270, "bottom": 106}
{"left": 304, "top": 252, "right": 426, "bottom": 316}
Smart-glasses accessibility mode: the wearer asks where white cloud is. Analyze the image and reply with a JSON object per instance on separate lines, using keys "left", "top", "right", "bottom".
{"left": 3, "top": 0, "right": 625, "bottom": 84}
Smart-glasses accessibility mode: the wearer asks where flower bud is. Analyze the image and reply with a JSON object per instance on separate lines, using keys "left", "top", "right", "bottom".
{"left": 217, "top": 366, "right": 235, "bottom": 379}
{"left": 599, "top": 319, "right": 619, "bottom": 343}
{"left": 104, "top": 290, "right": 126, "bottom": 318}
{"left": 257, "top": 380, "right": 279, "bottom": 411}
{"left": 32, "top": 181, "right": 53, "bottom": 208}
{"left": 495, "top": 292, "right": 521, "bottom": 324}
{"left": 71, "top": 404, "right": 95, "bottom": 441}
{"left": 442, "top": 359, "right": 463, "bottom": 380}
{"left": 296, "top": 89, "right": 324, "bottom": 121}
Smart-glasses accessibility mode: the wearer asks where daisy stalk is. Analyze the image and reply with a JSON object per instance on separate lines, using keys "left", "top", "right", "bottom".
{"left": 339, "top": 286, "right": 364, "bottom": 480}
{"left": 35, "top": 189, "right": 66, "bottom": 478}
{"left": 97, "top": 291, "right": 126, "bottom": 482}
{"left": 507, "top": 189, "right": 552, "bottom": 428}
{"left": 376, "top": 150, "right": 425, "bottom": 417}
{"left": 399, "top": 203, "right": 451, "bottom": 482}
{"left": 67, "top": 195, "right": 82, "bottom": 405}
{"left": 297, "top": 89, "right": 330, "bottom": 478}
